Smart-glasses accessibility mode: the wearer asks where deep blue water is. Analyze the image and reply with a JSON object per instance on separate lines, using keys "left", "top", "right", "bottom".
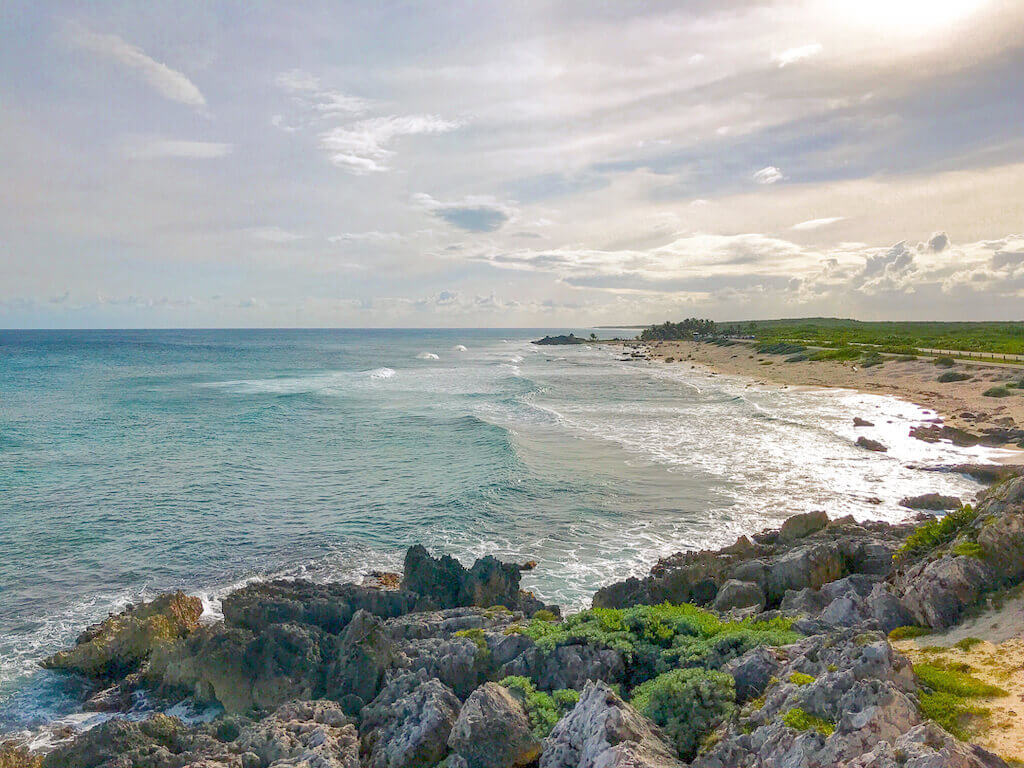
{"left": 0, "top": 328, "right": 1003, "bottom": 739}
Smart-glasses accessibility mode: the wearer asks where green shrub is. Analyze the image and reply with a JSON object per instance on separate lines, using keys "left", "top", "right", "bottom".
{"left": 519, "top": 602, "right": 800, "bottom": 674}
{"left": 531, "top": 609, "right": 559, "bottom": 623}
{"left": 499, "top": 676, "right": 578, "bottom": 738}
{"left": 789, "top": 672, "right": 815, "bottom": 686}
{"left": 952, "top": 542, "right": 985, "bottom": 559}
{"left": 888, "top": 625, "right": 931, "bottom": 640}
{"left": 781, "top": 707, "right": 834, "bottom": 736}
{"left": 937, "top": 371, "right": 971, "bottom": 383}
{"left": 894, "top": 505, "right": 978, "bottom": 562}
{"left": 630, "top": 668, "right": 735, "bottom": 760}
{"left": 455, "top": 628, "right": 489, "bottom": 657}
{"left": 785, "top": 353, "right": 808, "bottom": 363}
{"left": 861, "top": 353, "right": 884, "bottom": 368}
{"left": 982, "top": 386, "right": 1012, "bottom": 398}
{"left": 934, "top": 356, "right": 956, "bottom": 368}
{"left": 757, "top": 342, "right": 805, "bottom": 355}
{"left": 914, "top": 664, "right": 1007, "bottom": 698}
{"left": 896, "top": 355, "right": 917, "bottom": 362}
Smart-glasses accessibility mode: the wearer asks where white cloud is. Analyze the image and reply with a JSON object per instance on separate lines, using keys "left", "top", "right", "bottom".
{"left": 319, "top": 115, "right": 460, "bottom": 173}
{"left": 328, "top": 231, "right": 405, "bottom": 244}
{"left": 753, "top": 166, "right": 784, "bottom": 185}
{"left": 772, "top": 43, "right": 823, "bottom": 68}
{"left": 123, "top": 138, "right": 232, "bottom": 159}
{"left": 792, "top": 216, "right": 846, "bottom": 230}
{"left": 66, "top": 23, "right": 206, "bottom": 107}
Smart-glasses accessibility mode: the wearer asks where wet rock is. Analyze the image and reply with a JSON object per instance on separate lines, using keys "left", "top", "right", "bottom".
{"left": 360, "top": 671, "right": 460, "bottom": 768}
{"left": 713, "top": 580, "right": 765, "bottom": 612}
{"left": 540, "top": 681, "right": 683, "bottom": 768}
{"left": 856, "top": 436, "right": 887, "bottom": 452}
{"left": 42, "top": 592, "right": 202, "bottom": 681}
{"left": 448, "top": 682, "right": 541, "bottom": 768}
{"left": 400, "top": 545, "right": 549, "bottom": 615}
{"left": 899, "top": 493, "right": 962, "bottom": 511}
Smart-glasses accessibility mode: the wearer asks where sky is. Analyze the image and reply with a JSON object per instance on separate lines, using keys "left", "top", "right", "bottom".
{"left": 2, "top": 0, "right": 1024, "bottom": 328}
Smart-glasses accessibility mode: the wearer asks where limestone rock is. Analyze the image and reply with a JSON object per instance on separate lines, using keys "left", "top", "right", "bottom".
{"left": 540, "top": 681, "right": 683, "bottom": 768}
{"left": 448, "top": 682, "right": 541, "bottom": 768}
{"left": 42, "top": 592, "right": 202, "bottom": 680}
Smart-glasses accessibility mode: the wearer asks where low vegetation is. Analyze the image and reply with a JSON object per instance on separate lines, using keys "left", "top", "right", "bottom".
{"left": 788, "top": 672, "right": 816, "bottom": 686}
{"left": 516, "top": 602, "right": 800, "bottom": 676}
{"left": 499, "top": 676, "right": 578, "bottom": 739}
{"left": 722, "top": 318, "right": 1024, "bottom": 356}
{"left": 914, "top": 663, "right": 1007, "bottom": 740}
{"left": 982, "top": 386, "right": 1013, "bottom": 398}
{"left": 630, "top": 668, "right": 736, "bottom": 760}
{"left": 894, "top": 505, "right": 979, "bottom": 563}
{"left": 781, "top": 707, "right": 835, "bottom": 736}
{"left": 888, "top": 625, "right": 931, "bottom": 640}
{"left": 937, "top": 371, "right": 971, "bottom": 383}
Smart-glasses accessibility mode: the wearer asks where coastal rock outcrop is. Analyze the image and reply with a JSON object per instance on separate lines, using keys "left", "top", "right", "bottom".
{"left": 42, "top": 592, "right": 202, "bottom": 680}
{"left": 899, "top": 493, "right": 962, "bottom": 510}
{"left": 447, "top": 682, "right": 541, "bottom": 768}
{"left": 539, "top": 681, "right": 683, "bottom": 768}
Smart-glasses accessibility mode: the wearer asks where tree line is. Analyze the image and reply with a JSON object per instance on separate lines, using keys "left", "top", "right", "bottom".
{"left": 638, "top": 319, "right": 717, "bottom": 341}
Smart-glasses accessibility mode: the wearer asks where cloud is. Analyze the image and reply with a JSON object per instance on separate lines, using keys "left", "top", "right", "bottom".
{"left": 274, "top": 69, "right": 372, "bottom": 116}
{"left": 319, "top": 115, "right": 460, "bottom": 173}
{"left": 792, "top": 216, "right": 846, "bottom": 230}
{"left": 247, "top": 226, "right": 305, "bottom": 243}
{"left": 753, "top": 166, "right": 784, "bottom": 185}
{"left": 773, "top": 43, "right": 823, "bottom": 68}
{"left": 123, "top": 138, "right": 232, "bottom": 159}
{"left": 65, "top": 23, "right": 206, "bottom": 107}
{"left": 328, "top": 231, "right": 405, "bottom": 244}
{"left": 413, "top": 193, "right": 516, "bottom": 232}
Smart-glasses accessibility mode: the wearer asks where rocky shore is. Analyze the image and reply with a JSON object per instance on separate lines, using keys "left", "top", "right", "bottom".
{"left": 6, "top": 478, "right": 1024, "bottom": 767}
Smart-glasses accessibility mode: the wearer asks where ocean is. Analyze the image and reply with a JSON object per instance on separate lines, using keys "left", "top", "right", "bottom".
{"left": 0, "top": 328, "right": 1005, "bottom": 738}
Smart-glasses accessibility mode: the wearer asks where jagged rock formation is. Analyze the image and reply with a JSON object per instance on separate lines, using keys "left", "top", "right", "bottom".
{"left": 30, "top": 477, "right": 1024, "bottom": 768}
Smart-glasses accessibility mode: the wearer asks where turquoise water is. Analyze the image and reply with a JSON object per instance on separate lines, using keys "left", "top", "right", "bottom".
{"left": 0, "top": 328, "right": 1003, "bottom": 737}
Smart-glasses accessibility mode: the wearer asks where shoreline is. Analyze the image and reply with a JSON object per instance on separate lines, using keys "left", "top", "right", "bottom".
{"left": 617, "top": 339, "right": 1024, "bottom": 462}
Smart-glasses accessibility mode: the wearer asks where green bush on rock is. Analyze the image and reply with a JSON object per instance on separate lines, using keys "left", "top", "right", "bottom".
{"left": 894, "top": 505, "right": 979, "bottom": 562}
{"left": 782, "top": 707, "right": 835, "bottom": 736}
{"left": 519, "top": 602, "right": 799, "bottom": 676}
{"left": 499, "top": 676, "right": 578, "bottom": 739}
{"left": 630, "top": 668, "right": 736, "bottom": 761}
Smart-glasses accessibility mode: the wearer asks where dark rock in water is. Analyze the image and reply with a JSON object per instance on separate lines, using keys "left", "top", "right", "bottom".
{"left": 914, "top": 463, "right": 1024, "bottom": 485}
{"left": 909, "top": 424, "right": 982, "bottom": 447}
{"left": 448, "top": 682, "right": 541, "bottom": 768}
{"left": 360, "top": 671, "right": 460, "bottom": 768}
{"left": 401, "top": 545, "right": 552, "bottom": 615}
{"left": 222, "top": 579, "right": 418, "bottom": 634}
{"left": 898, "top": 493, "right": 961, "bottom": 511}
{"left": 856, "top": 436, "right": 887, "bottom": 452}
{"left": 532, "top": 334, "right": 586, "bottom": 345}
{"left": 540, "top": 681, "right": 684, "bottom": 768}
{"left": 853, "top": 417, "right": 874, "bottom": 427}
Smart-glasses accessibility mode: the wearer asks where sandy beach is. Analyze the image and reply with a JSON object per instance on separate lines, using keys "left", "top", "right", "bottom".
{"left": 622, "top": 339, "right": 1024, "bottom": 455}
